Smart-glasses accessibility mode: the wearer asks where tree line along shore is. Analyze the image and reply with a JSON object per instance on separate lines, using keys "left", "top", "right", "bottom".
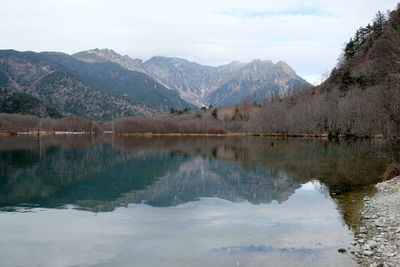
{"left": 0, "top": 101, "right": 388, "bottom": 140}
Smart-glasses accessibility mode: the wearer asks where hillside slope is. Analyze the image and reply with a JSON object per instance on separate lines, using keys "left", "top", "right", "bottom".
{"left": 0, "top": 87, "right": 62, "bottom": 118}
{"left": 319, "top": 8, "right": 400, "bottom": 94}
{"left": 0, "top": 50, "right": 193, "bottom": 120}
{"left": 45, "top": 52, "right": 194, "bottom": 111}
{"left": 35, "top": 71, "right": 151, "bottom": 120}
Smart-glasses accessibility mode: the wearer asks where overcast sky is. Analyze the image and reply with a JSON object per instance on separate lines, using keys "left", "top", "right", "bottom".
{"left": 1, "top": 0, "right": 399, "bottom": 83}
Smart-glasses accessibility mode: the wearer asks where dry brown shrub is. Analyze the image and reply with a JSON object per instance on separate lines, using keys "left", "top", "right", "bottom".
{"left": 382, "top": 162, "right": 400, "bottom": 181}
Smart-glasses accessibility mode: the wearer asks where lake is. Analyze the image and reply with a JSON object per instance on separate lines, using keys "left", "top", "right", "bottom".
{"left": 0, "top": 136, "right": 392, "bottom": 266}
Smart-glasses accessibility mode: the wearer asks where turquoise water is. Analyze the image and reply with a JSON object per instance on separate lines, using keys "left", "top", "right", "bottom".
{"left": 0, "top": 136, "right": 390, "bottom": 266}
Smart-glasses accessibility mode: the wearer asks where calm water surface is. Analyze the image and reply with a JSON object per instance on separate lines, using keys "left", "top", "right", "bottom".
{"left": 0, "top": 136, "right": 392, "bottom": 266}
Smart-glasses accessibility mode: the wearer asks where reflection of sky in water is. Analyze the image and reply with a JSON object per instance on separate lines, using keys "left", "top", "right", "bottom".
{"left": 0, "top": 181, "right": 355, "bottom": 267}
{"left": 215, "top": 245, "right": 315, "bottom": 254}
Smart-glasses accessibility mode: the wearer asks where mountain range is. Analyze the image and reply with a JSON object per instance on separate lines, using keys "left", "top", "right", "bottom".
{"left": 73, "top": 49, "right": 308, "bottom": 107}
{"left": 0, "top": 48, "right": 307, "bottom": 120}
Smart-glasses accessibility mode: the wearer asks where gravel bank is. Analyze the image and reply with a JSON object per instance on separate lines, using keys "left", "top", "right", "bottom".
{"left": 349, "top": 176, "right": 400, "bottom": 266}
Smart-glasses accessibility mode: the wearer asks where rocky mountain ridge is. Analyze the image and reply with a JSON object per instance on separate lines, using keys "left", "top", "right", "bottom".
{"left": 73, "top": 49, "right": 308, "bottom": 107}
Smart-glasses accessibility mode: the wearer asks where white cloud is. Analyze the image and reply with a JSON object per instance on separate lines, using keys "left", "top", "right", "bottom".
{"left": 0, "top": 0, "right": 398, "bottom": 82}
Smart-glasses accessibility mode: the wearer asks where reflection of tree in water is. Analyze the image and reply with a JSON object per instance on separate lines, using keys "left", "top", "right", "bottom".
{"left": 113, "top": 136, "right": 391, "bottom": 187}
{"left": 0, "top": 135, "right": 181, "bottom": 209}
{"left": 0, "top": 136, "right": 393, "bottom": 225}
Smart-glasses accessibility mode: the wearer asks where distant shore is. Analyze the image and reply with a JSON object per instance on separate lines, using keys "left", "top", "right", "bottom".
{"left": 114, "top": 132, "right": 385, "bottom": 139}
{"left": 0, "top": 130, "right": 386, "bottom": 139}
{"left": 0, "top": 131, "right": 89, "bottom": 136}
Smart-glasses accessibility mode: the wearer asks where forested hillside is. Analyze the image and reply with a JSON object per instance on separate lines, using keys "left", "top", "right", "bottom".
{"left": 34, "top": 71, "right": 151, "bottom": 121}
{"left": 0, "top": 50, "right": 194, "bottom": 120}
{"left": 0, "top": 87, "right": 61, "bottom": 118}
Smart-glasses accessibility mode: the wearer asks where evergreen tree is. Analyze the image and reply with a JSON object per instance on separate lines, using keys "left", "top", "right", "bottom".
{"left": 344, "top": 38, "right": 356, "bottom": 59}
{"left": 211, "top": 108, "right": 218, "bottom": 118}
{"left": 373, "top": 11, "right": 386, "bottom": 34}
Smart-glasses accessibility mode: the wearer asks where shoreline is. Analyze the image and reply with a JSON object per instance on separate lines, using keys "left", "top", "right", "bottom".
{"left": 349, "top": 176, "right": 400, "bottom": 266}
{"left": 114, "top": 132, "right": 385, "bottom": 139}
{"left": 0, "top": 131, "right": 94, "bottom": 136}
{"left": 0, "top": 131, "right": 386, "bottom": 139}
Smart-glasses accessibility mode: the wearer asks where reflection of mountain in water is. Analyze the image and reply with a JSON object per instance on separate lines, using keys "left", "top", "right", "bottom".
{"left": 134, "top": 157, "right": 300, "bottom": 207}
{"left": 0, "top": 135, "right": 392, "bottom": 213}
